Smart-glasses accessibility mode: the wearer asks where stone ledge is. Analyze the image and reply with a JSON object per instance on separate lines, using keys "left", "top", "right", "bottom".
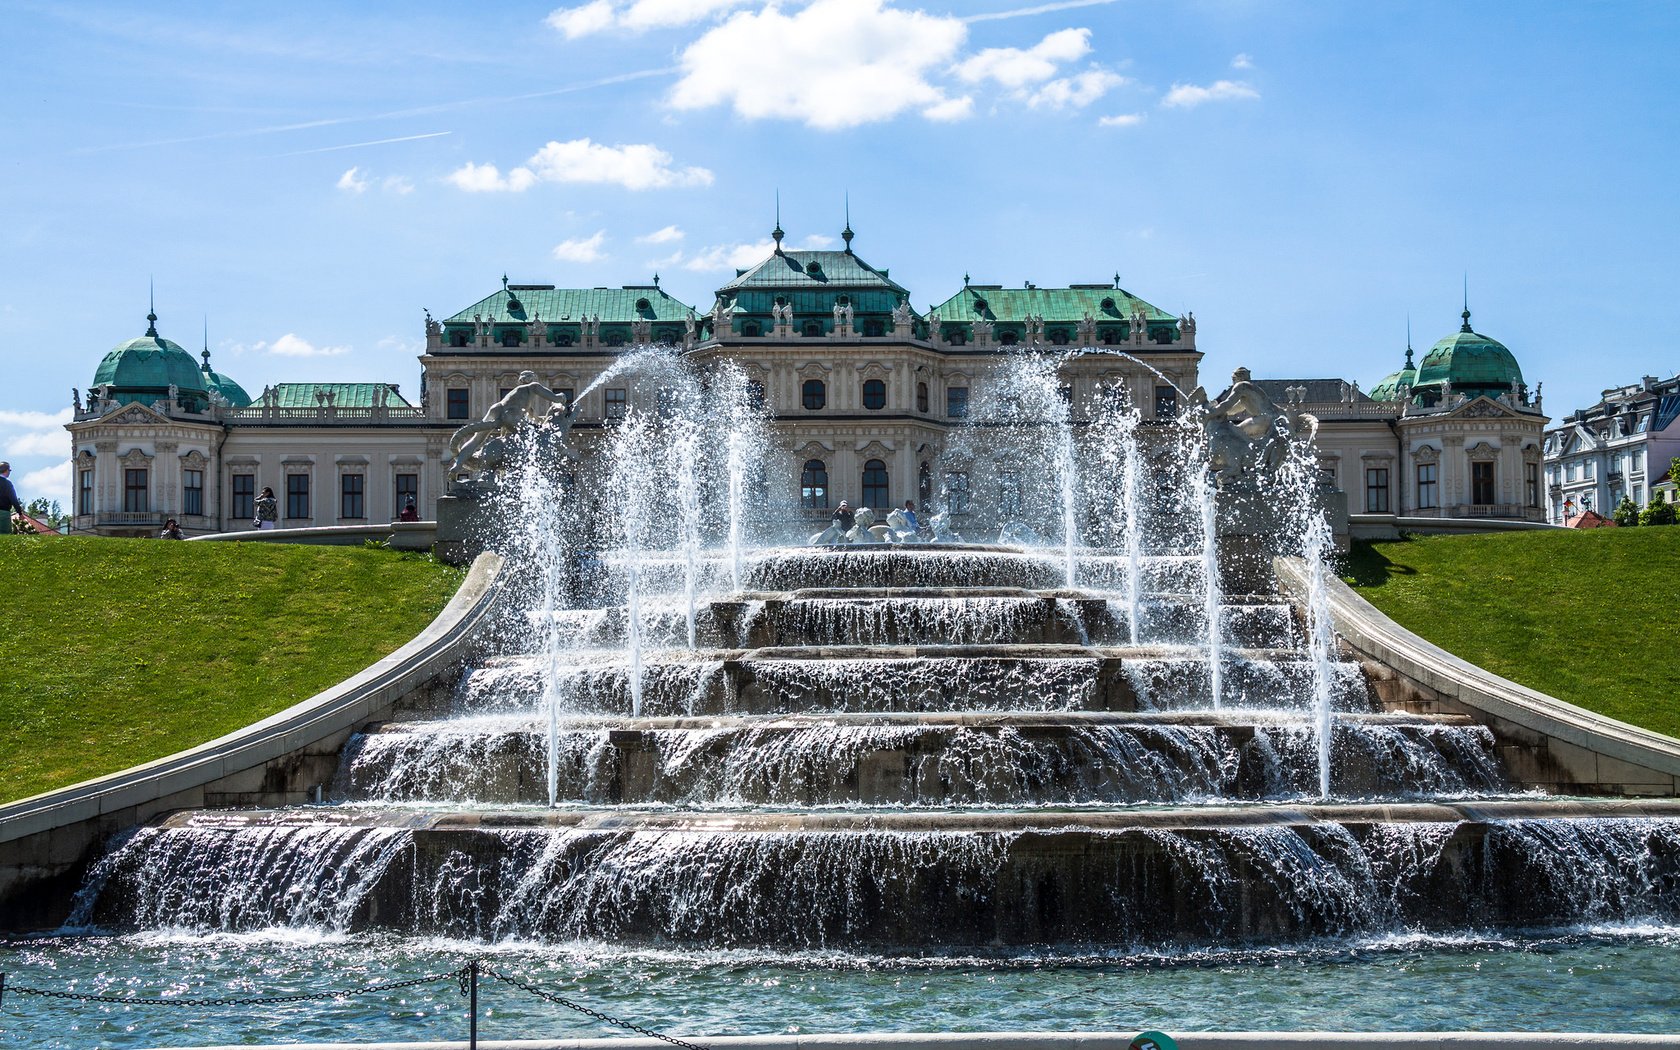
{"left": 1276, "top": 557, "right": 1680, "bottom": 795}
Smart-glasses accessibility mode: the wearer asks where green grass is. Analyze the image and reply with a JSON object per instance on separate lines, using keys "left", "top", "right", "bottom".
{"left": 0, "top": 537, "right": 465, "bottom": 804}
{"left": 1343, "top": 528, "right": 1680, "bottom": 738}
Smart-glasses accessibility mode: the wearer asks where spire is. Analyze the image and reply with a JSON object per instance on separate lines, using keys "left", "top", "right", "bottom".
{"left": 772, "top": 190, "right": 784, "bottom": 253}
{"left": 1405, "top": 314, "right": 1414, "bottom": 368}
{"left": 842, "top": 192, "right": 854, "bottom": 252}
{"left": 146, "top": 278, "right": 158, "bottom": 337}
{"left": 1461, "top": 274, "right": 1472, "bottom": 332}
{"left": 202, "top": 316, "right": 212, "bottom": 372}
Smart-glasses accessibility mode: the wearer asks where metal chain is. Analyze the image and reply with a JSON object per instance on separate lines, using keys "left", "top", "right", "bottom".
{"left": 2, "top": 967, "right": 467, "bottom": 1009}
{"left": 482, "top": 965, "right": 712, "bottom": 1050}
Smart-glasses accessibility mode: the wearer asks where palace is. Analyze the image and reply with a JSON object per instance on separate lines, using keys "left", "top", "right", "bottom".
{"left": 66, "top": 226, "right": 1547, "bottom": 537}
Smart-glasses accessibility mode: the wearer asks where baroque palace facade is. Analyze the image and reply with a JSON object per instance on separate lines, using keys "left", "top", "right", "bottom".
{"left": 67, "top": 228, "right": 1546, "bottom": 536}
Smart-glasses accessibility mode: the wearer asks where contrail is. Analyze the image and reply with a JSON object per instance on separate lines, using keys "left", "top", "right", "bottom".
{"left": 77, "top": 67, "right": 678, "bottom": 155}
{"left": 276, "top": 131, "right": 452, "bottom": 157}
{"left": 964, "top": 0, "right": 1119, "bottom": 22}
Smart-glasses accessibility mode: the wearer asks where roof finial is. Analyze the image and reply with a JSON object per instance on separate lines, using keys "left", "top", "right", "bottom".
{"left": 963, "top": 272, "right": 971, "bottom": 286}
{"left": 842, "top": 192, "right": 854, "bottom": 252}
{"left": 146, "top": 278, "right": 158, "bottom": 337}
{"left": 1461, "top": 274, "right": 1472, "bottom": 332}
{"left": 653, "top": 272, "right": 660, "bottom": 288}
{"left": 773, "top": 190, "right": 784, "bottom": 253}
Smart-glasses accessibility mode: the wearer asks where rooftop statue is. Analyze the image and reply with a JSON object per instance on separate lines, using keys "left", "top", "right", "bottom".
{"left": 1199, "top": 368, "right": 1291, "bottom": 490}
{"left": 446, "top": 370, "right": 577, "bottom": 476}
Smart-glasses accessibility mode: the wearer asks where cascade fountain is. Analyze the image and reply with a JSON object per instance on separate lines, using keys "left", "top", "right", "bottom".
{"left": 12, "top": 347, "right": 1680, "bottom": 1045}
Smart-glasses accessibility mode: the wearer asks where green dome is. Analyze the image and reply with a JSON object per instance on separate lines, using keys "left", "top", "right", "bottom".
{"left": 199, "top": 349, "right": 252, "bottom": 407}
{"left": 91, "top": 313, "right": 210, "bottom": 409}
{"left": 1369, "top": 347, "right": 1419, "bottom": 402}
{"left": 1413, "top": 309, "right": 1524, "bottom": 397}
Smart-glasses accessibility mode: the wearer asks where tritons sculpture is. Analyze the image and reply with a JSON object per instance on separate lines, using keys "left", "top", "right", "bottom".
{"left": 446, "top": 371, "right": 578, "bottom": 476}
{"left": 1199, "top": 367, "right": 1292, "bottom": 492}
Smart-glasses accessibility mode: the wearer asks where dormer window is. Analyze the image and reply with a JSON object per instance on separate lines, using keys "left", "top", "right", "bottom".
{"left": 450, "top": 330, "right": 469, "bottom": 348}
{"left": 1101, "top": 297, "right": 1116, "bottom": 312}
{"left": 806, "top": 261, "right": 822, "bottom": 276}
{"left": 501, "top": 331, "right": 521, "bottom": 348}
{"left": 636, "top": 298, "right": 651, "bottom": 312}
{"left": 973, "top": 298, "right": 988, "bottom": 314}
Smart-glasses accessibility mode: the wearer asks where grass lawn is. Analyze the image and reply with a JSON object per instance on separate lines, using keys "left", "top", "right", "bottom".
{"left": 1343, "top": 528, "right": 1680, "bottom": 738}
{"left": 0, "top": 537, "right": 465, "bottom": 804}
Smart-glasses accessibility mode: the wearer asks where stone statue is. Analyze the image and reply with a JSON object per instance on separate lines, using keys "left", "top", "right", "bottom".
{"left": 1078, "top": 312, "right": 1096, "bottom": 346}
{"left": 446, "top": 370, "right": 578, "bottom": 475}
{"left": 424, "top": 309, "right": 441, "bottom": 338}
{"left": 1200, "top": 370, "right": 1291, "bottom": 490}
{"left": 529, "top": 312, "right": 544, "bottom": 347}
{"left": 1180, "top": 312, "right": 1196, "bottom": 340}
{"left": 926, "top": 310, "right": 940, "bottom": 341}
{"left": 72, "top": 388, "right": 81, "bottom": 412}
{"left": 892, "top": 301, "right": 912, "bottom": 327}
{"left": 473, "top": 313, "right": 489, "bottom": 344}
{"left": 685, "top": 315, "right": 698, "bottom": 343}
{"left": 973, "top": 317, "right": 994, "bottom": 342}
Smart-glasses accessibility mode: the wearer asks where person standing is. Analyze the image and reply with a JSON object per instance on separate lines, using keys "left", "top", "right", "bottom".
{"left": 0, "top": 462, "right": 25, "bottom": 536}
{"left": 253, "top": 486, "right": 279, "bottom": 530}
{"left": 832, "top": 500, "right": 855, "bottom": 533}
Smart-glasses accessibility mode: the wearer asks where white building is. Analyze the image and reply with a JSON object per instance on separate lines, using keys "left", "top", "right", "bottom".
{"left": 1543, "top": 374, "right": 1680, "bottom": 523}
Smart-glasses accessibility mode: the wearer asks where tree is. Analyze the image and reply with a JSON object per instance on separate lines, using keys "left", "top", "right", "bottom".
{"left": 1613, "top": 495, "right": 1640, "bottom": 528}
{"left": 25, "top": 498, "right": 67, "bottom": 529}
{"left": 1640, "top": 493, "right": 1677, "bottom": 527}
{"left": 1671, "top": 456, "right": 1680, "bottom": 488}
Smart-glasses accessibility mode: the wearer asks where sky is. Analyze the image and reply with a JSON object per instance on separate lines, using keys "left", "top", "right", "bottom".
{"left": 4, "top": 0, "right": 1679, "bottom": 510}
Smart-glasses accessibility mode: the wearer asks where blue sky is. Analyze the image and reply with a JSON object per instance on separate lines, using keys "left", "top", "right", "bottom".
{"left": 4, "top": 0, "right": 1679, "bottom": 508}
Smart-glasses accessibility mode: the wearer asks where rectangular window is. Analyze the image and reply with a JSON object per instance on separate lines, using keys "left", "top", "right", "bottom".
{"left": 340, "top": 473, "right": 365, "bottom": 519}
{"left": 1364, "top": 467, "right": 1390, "bottom": 513}
{"left": 286, "top": 473, "right": 310, "bottom": 519}
{"left": 944, "top": 471, "right": 971, "bottom": 513}
{"left": 1154, "top": 385, "right": 1178, "bottom": 419}
{"left": 1526, "top": 463, "right": 1540, "bottom": 508}
{"left": 947, "top": 387, "right": 969, "bottom": 419}
{"left": 998, "top": 469, "right": 1023, "bottom": 517}
{"left": 605, "top": 388, "right": 628, "bottom": 418}
{"left": 232, "top": 473, "right": 255, "bottom": 521}
{"left": 395, "top": 473, "right": 418, "bottom": 515}
{"left": 123, "top": 468, "right": 148, "bottom": 513}
{"left": 1416, "top": 463, "right": 1438, "bottom": 509}
{"left": 446, "top": 388, "right": 470, "bottom": 420}
{"left": 78, "top": 469, "right": 93, "bottom": 515}
{"left": 1472, "top": 461, "right": 1496, "bottom": 505}
{"left": 184, "top": 469, "right": 204, "bottom": 517}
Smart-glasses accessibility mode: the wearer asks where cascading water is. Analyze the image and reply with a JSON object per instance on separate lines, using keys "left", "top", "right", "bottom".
{"left": 1275, "top": 414, "right": 1340, "bottom": 799}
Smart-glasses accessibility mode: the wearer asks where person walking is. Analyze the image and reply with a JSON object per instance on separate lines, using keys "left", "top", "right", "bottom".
{"left": 0, "top": 462, "right": 25, "bottom": 536}
{"left": 253, "top": 486, "right": 279, "bottom": 530}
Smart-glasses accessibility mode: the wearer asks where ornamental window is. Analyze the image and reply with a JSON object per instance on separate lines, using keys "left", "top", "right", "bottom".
{"left": 1472, "top": 462, "right": 1496, "bottom": 506}
{"left": 231, "top": 473, "right": 255, "bottom": 521}
{"left": 862, "top": 378, "right": 886, "bottom": 410}
{"left": 804, "top": 321, "right": 823, "bottom": 338}
{"left": 184, "top": 469, "right": 205, "bottom": 517}
{"left": 947, "top": 387, "right": 970, "bottom": 419}
{"left": 1364, "top": 467, "right": 1390, "bottom": 513}
{"left": 446, "top": 388, "right": 470, "bottom": 420}
{"left": 862, "top": 459, "right": 889, "bottom": 509}
{"left": 1416, "top": 463, "right": 1439, "bottom": 509}
{"left": 124, "top": 468, "right": 148, "bottom": 513}
{"left": 340, "top": 473, "right": 366, "bottom": 520}
{"left": 916, "top": 382, "right": 929, "bottom": 414}
{"left": 286, "top": 473, "right": 310, "bottom": 520}
{"left": 605, "top": 388, "right": 628, "bottom": 418}
{"left": 395, "top": 473, "right": 419, "bottom": 516}
{"left": 801, "top": 459, "right": 829, "bottom": 509}
{"left": 802, "top": 379, "right": 826, "bottom": 411}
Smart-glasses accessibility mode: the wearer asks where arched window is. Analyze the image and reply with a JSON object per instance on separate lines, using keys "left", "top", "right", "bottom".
{"left": 916, "top": 382, "right": 929, "bottom": 413}
{"left": 802, "top": 378, "right": 826, "bottom": 410}
{"left": 862, "top": 378, "right": 886, "bottom": 410}
{"left": 999, "top": 331, "right": 1018, "bottom": 345}
{"left": 742, "top": 320, "right": 761, "bottom": 337}
{"left": 801, "top": 459, "right": 829, "bottom": 509}
{"left": 804, "top": 321, "right": 823, "bottom": 338}
{"left": 862, "top": 459, "right": 889, "bottom": 509}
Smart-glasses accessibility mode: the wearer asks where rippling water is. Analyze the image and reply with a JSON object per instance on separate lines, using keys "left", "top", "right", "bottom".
{"left": 3, "top": 926, "right": 1679, "bottom": 1047}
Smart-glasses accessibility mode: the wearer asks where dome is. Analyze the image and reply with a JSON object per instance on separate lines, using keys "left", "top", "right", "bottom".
{"left": 200, "top": 349, "right": 252, "bottom": 407}
{"left": 1368, "top": 347, "right": 1419, "bottom": 402}
{"left": 91, "top": 312, "right": 210, "bottom": 408}
{"left": 1413, "top": 308, "right": 1524, "bottom": 397}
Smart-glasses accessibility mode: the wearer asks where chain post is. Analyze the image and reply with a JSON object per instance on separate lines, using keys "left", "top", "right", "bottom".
{"left": 468, "top": 958, "right": 479, "bottom": 1050}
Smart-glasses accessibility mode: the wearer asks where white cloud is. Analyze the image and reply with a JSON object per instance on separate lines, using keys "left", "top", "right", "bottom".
{"left": 1098, "top": 111, "right": 1145, "bottom": 127}
{"left": 669, "top": 0, "right": 969, "bottom": 130}
{"left": 923, "top": 95, "right": 974, "bottom": 121}
{"left": 547, "top": 0, "right": 752, "bottom": 37}
{"left": 1026, "top": 68, "right": 1126, "bottom": 109}
{"left": 1231, "top": 52, "right": 1253, "bottom": 69}
{"left": 447, "top": 139, "right": 711, "bottom": 193}
{"left": 1162, "top": 79, "right": 1259, "bottom": 108}
{"left": 20, "top": 459, "right": 71, "bottom": 511}
{"left": 1, "top": 408, "right": 73, "bottom": 461}
{"left": 547, "top": 0, "right": 616, "bottom": 38}
{"left": 525, "top": 139, "right": 712, "bottom": 189}
{"left": 636, "top": 224, "right": 685, "bottom": 244}
{"left": 382, "top": 175, "right": 415, "bottom": 194}
{"left": 255, "top": 333, "right": 351, "bottom": 357}
{"left": 553, "top": 230, "right": 609, "bottom": 262}
{"left": 953, "top": 27, "right": 1089, "bottom": 88}
{"left": 336, "top": 166, "right": 369, "bottom": 193}
{"left": 444, "top": 161, "right": 539, "bottom": 193}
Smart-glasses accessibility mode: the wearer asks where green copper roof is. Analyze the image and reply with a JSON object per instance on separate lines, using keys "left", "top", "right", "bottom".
{"left": 1414, "top": 309, "right": 1523, "bottom": 393}
{"left": 204, "top": 369, "right": 253, "bottom": 408}
{"left": 269, "top": 382, "right": 411, "bottom": 409}
{"left": 92, "top": 314, "right": 210, "bottom": 407}
{"left": 444, "top": 283, "right": 697, "bottom": 325}
{"left": 1368, "top": 348, "right": 1419, "bottom": 402}
{"left": 718, "top": 249, "right": 909, "bottom": 296}
{"left": 928, "top": 284, "right": 1174, "bottom": 324}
